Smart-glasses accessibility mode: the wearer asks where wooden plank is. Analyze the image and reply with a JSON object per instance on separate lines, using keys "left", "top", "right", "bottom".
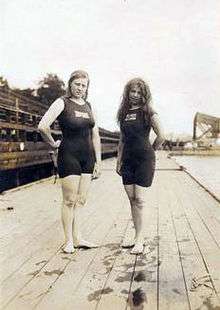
{"left": 1, "top": 178, "right": 98, "bottom": 264}
{"left": 35, "top": 175, "right": 128, "bottom": 310}
{"left": 1, "top": 221, "right": 62, "bottom": 283}
{"left": 155, "top": 151, "right": 180, "bottom": 170}
{"left": 1, "top": 199, "right": 107, "bottom": 307}
{"left": 168, "top": 171, "right": 220, "bottom": 309}
{"left": 0, "top": 181, "right": 62, "bottom": 265}
{"left": 98, "top": 173, "right": 160, "bottom": 309}
{"left": 1, "top": 155, "right": 220, "bottom": 310}
{"left": 126, "top": 180, "right": 158, "bottom": 310}
{"left": 5, "top": 221, "right": 109, "bottom": 310}
{"left": 3, "top": 217, "right": 111, "bottom": 309}
{"left": 94, "top": 192, "right": 137, "bottom": 309}
{"left": 180, "top": 172, "right": 220, "bottom": 248}
{"left": 37, "top": 214, "right": 129, "bottom": 310}
{"left": 2, "top": 161, "right": 128, "bottom": 310}
{"left": 156, "top": 174, "right": 189, "bottom": 309}
{"left": 174, "top": 172, "right": 220, "bottom": 296}
{"left": 1, "top": 224, "right": 63, "bottom": 309}
{"left": 97, "top": 235, "right": 136, "bottom": 309}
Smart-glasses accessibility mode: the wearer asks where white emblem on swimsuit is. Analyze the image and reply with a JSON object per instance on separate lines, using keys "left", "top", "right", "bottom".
{"left": 75, "top": 111, "right": 90, "bottom": 119}
{"left": 125, "top": 113, "right": 137, "bottom": 121}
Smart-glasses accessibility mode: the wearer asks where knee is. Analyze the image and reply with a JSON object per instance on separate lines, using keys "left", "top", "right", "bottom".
{"left": 63, "top": 196, "right": 77, "bottom": 208}
{"left": 129, "top": 196, "right": 136, "bottom": 206}
{"left": 134, "top": 197, "right": 145, "bottom": 209}
{"left": 75, "top": 195, "right": 87, "bottom": 208}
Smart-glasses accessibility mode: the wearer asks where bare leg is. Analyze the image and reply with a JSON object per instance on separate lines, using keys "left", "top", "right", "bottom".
{"left": 123, "top": 184, "right": 136, "bottom": 247}
{"left": 72, "top": 174, "right": 97, "bottom": 248}
{"left": 61, "top": 175, "right": 80, "bottom": 253}
{"left": 130, "top": 185, "right": 148, "bottom": 254}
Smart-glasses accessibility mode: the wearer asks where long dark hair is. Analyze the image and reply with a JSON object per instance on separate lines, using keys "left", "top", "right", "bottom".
{"left": 65, "top": 70, "right": 90, "bottom": 100}
{"left": 117, "top": 78, "right": 153, "bottom": 123}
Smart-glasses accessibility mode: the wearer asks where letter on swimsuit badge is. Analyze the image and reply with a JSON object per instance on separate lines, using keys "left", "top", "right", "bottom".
{"left": 125, "top": 113, "right": 137, "bottom": 121}
{"left": 75, "top": 111, "right": 90, "bottom": 119}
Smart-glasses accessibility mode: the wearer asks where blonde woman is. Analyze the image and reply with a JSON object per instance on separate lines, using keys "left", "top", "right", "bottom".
{"left": 38, "top": 70, "right": 101, "bottom": 254}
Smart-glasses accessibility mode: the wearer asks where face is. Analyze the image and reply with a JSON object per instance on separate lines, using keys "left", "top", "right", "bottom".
{"left": 70, "top": 77, "right": 88, "bottom": 99}
{"left": 129, "top": 85, "right": 142, "bottom": 105}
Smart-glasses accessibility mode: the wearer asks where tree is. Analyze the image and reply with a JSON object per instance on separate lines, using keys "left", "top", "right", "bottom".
{"left": 13, "top": 87, "right": 36, "bottom": 98}
{"left": 36, "top": 73, "right": 65, "bottom": 105}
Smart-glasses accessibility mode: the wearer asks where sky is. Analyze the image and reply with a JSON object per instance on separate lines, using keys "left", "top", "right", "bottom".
{"left": 1, "top": 0, "right": 220, "bottom": 136}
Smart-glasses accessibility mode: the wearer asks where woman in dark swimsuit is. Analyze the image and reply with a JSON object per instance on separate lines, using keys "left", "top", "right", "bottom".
{"left": 116, "top": 78, "right": 164, "bottom": 254}
{"left": 38, "top": 70, "right": 101, "bottom": 254}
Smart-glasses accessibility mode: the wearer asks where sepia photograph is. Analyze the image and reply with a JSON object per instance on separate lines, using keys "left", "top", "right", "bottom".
{"left": 1, "top": 1, "right": 220, "bottom": 309}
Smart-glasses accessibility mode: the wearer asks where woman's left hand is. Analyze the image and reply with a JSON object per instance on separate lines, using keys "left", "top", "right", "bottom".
{"left": 92, "top": 162, "right": 101, "bottom": 180}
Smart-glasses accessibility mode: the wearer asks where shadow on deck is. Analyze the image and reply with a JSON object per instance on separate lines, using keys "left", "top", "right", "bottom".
{"left": 1, "top": 152, "right": 220, "bottom": 310}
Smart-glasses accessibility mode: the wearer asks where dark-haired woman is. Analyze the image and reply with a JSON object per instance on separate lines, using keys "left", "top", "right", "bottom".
{"left": 38, "top": 70, "right": 101, "bottom": 254}
{"left": 116, "top": 78, "right": 164, "bottom": 254}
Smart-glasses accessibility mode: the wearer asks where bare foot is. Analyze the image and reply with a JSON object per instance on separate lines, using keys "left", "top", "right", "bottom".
{"left": 62, "top": 242, "right": 75, "bottom": 254}
{"left": 75, "top": 240, "right": 98, "bottom": 249}
{"left": 130, "top": 242, "right": 144, "bottom": 255}
{"left": 144, "top": 244, "right": 151, "bottom": 254}
{"left": 121, "top": 241, "right": 135, "bottom": 248}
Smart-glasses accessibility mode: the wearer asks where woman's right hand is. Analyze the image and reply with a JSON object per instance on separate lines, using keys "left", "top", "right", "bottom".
{"left": 49, "top": 140, "right": 61, "bottom": 168}
{"left": 116, "top": 160, "right": 122, "bottom": 176}
{"left": 52, "top": 139, "right": 61, "bottom": 149}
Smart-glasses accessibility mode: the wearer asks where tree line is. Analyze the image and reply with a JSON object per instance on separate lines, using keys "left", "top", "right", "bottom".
{"left": 0, "top": 74, "right": 66, "bottom": 106}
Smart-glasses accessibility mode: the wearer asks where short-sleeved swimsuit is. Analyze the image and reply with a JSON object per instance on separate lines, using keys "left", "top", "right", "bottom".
{"left": 57, "top": 97, "right": 95, "bottom": 178}
{"left": 120, "top": 108, "right": 156, "bottom": 187}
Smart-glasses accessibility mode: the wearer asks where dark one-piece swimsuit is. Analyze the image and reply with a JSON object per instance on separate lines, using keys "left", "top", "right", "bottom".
{"left": 121, "top": 108, "right": 156, "bottom": 187}
{"left": 57, "top": 97, "right": 95, "bottom": 178}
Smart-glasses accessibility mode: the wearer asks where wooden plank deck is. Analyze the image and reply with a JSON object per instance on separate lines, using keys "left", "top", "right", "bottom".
{"left": 0, "top": 152, "right": 220, "bottom": 310}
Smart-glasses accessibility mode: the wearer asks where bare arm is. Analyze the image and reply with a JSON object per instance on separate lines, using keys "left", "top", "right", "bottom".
{"left": 116, "top": 133, "right": 124, "bottom": 175}
{"left": 91, "top": 108, "right": 101, "bottom": 178}
{"left": 117, "top": 133, "right": 124, "bottom": 163}
{"left": 151, "top": 113, "right": 165, "bottom": 150}
{"left": 92, "top": 123, "right": 101, "bottom": 164}
{"left": 38, "top": 98, "right": 64, "bottom": 148}
{"left": 91, "top": 107, "right": 101, "bottom": 164}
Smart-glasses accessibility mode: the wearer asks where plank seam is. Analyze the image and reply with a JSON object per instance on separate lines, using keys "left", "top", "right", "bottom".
{"left": 124, "top": 256, "right": 138, "bottom": 310}
{"left": 173, "top": 174, "right": 220, "bottom": 301}
{"left": 179, "top": 205, "right": 219, "bottom": 297}
{"left": 2, "top": 245, "right": 63, "bottom": 310}
{"left": 170, "top": 209, "right": 192, "bottom": 310}
{"left": 35, "top": 214, "right": 127, "bottom": 309}
{"left": 180, "top": 176, "right": 220, "bottom": 250}
{"left": 3, "top": 201, "right": 111, "bottom": 308}
{"left": 178, "top": 164, "right": 220, "bottom": 204}
{"left": 95, "top": 218, "right": 131, "bottom": 310}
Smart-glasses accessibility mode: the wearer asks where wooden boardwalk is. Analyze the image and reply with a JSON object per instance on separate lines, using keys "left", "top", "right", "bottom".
{"left": 0, "top": 152, "right": 220, "bottom": 310}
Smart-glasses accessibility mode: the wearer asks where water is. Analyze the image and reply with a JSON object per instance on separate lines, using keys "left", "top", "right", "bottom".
{"left": 174, "top": 156, "right": 220, "bottom": 200}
